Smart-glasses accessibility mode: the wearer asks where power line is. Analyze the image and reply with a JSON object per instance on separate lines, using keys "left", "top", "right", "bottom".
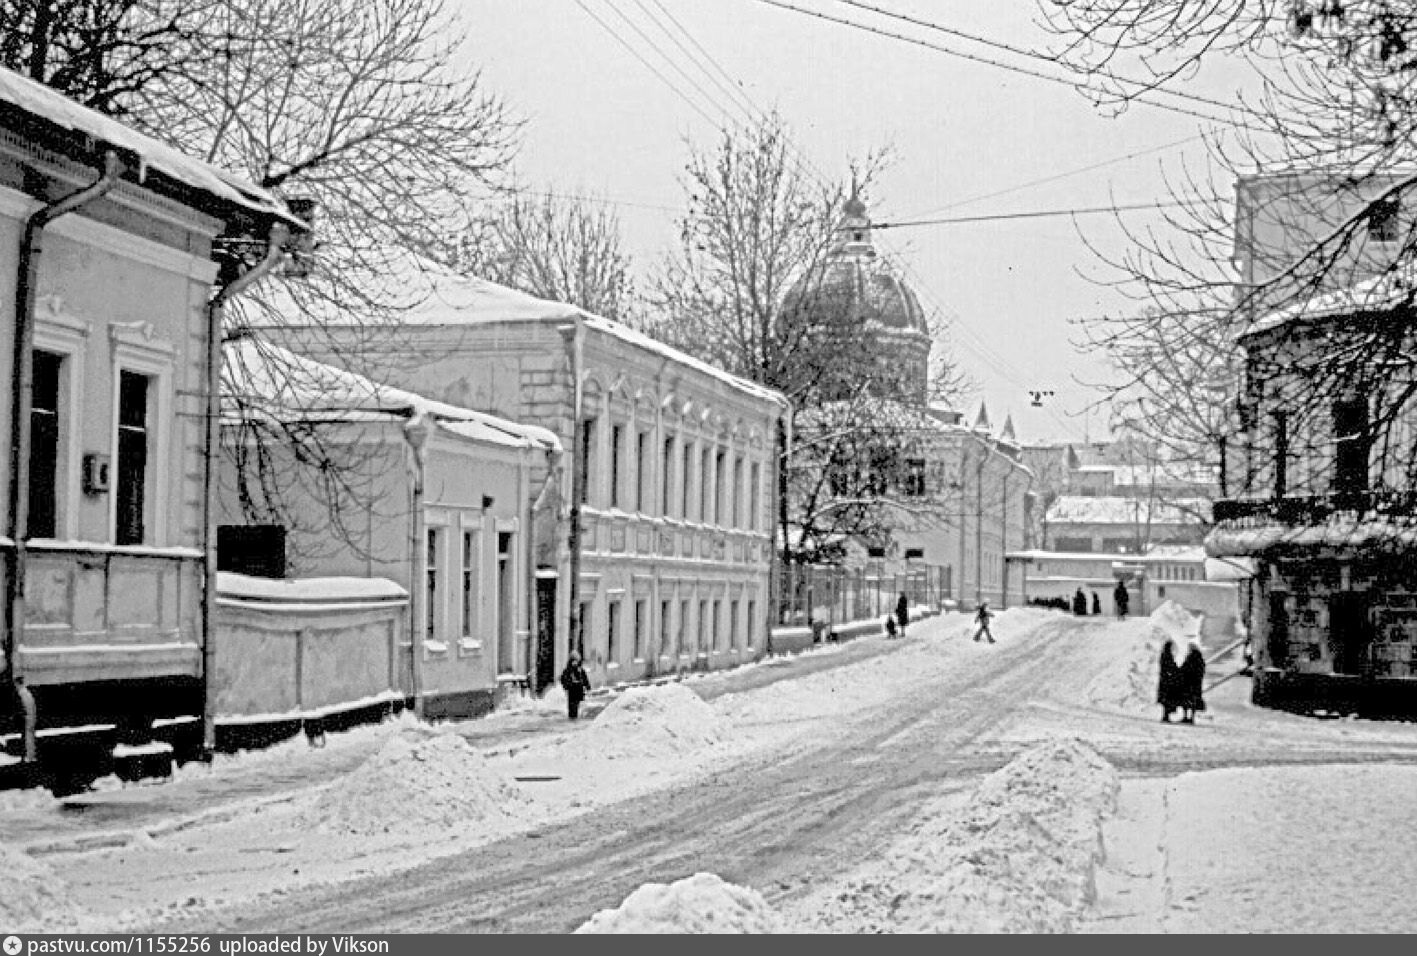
{"left": 872, "top": 196, "right": 1222, "bottom": 230}
{"left": 751, "top": 0, "right": 1251, "bottom": 128}
{"left": 839, "top": 0, "right": 1248, "bottom": 119}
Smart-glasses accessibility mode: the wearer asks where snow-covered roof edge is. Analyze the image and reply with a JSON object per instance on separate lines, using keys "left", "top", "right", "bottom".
{"left": 223, "top": 335, "right": 561, "bottom": 452}
{"left": 0, "top": 65, "right": 303, "bottom": 229}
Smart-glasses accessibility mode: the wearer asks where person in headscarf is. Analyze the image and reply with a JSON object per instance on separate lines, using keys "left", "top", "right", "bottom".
{"left": 896, "top": 593, "right": 910, "bottom": 637}
{"left": 1179, "top": 638, "right": 1207, "bottom": 724}
{"left": 1114, "top": 580, "right": 1130, "bottom": 619}
{"left": 1091, "top": 591, "right": 1102, "bottom": 615}
{"left": 1158, "top": 638, "right": 1181, "bottom": 723}
{"left": 559, "top": 650, "right": 591, "bottom": 720}
{"left": 1073, "top": 587, "right": 1088, "bottom": 616}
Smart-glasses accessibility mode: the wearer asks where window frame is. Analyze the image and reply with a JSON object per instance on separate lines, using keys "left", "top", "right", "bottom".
{"left": 109, "top": 327, "right": 173, "bottom": 546}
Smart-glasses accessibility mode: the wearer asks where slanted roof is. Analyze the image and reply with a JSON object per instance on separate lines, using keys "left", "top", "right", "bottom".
{"left": 222, "top": 335, "right": 560, "bottom": 452}
{"left": 0, "top": 65, "right": 303, "bottom": 230}
{"left": 1245, "top": 263, "right": 1417, "bottom": 339}
{"left": 1048, "top": 494, "right": 1206, "bottom": 526}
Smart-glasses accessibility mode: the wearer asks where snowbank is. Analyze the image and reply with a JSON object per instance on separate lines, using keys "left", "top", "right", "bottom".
{"left": 300, "top": 728, "right": 528, "bottom": 836}
{"left": 1149, "top": 600, "right": 1201, "bottom": 640}
{"left": 804, "top": 738, "right": 1119, "bottom": 933}
{"left": 556, "top": 683, "right": 724, "bottom": 761}
{"left": 0, "top": 844, "right": 85, "bottom": 933}
{"left": 574, "top": 873, "right": 783, "bottom": 933}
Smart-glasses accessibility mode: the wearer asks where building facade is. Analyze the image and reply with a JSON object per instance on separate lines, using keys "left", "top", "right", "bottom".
{"left": 1, "top": 67, "right": 303, "bottom": 771}
{"left": 268, "top": 268, "right": 787, "bottom": 690}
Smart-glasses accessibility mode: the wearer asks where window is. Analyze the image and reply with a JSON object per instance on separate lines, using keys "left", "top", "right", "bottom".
{"left": 662, "top": 436, "right": 675, "bottom": 517}
{"left": 714, "top": 449, "right": 726, "bottom": 524}
{"left": 730, "top": 599, "right": 739, "bottom": 651}
{"left": 496, "top": 531, "right": 514, "bottom": 668}
{"left": 698, "top": 599, "right": 708, "bottom": 654}
{"left": 1333, "top": 399, "right": 1369, "bottom": 494}
{"left": 577, "top": 600, "right": 592, "bottom": 656}
{"left": 679, "top": 599, "right": 690, "bottom": 654}
{"left": 636, "top": 431, "right": 650, "bottom": 513}
{"left": 700, "top": 447, "right": 712, "bottom": 521}
{"left": 660, "top": 599, "right": 673, "bottom": 657}
{"left": 867, "top": 546, "right": 887, "bottom": 558}
{"left": 1369, "top": 197, "right": 1399, "bottom": 243}
{"left": 578, "top": 418, "right": 595, "bottom": 504}
{"left": 610, "top": 423, "right": 625, "bottom": 509}
{"left": 426, "top": 528, "right": 440, "bottom": 640}
{"left": 634, "top": 599, "right": 647, "bottom": 659}
{"left": 607, "top": 599, "right": 621, "bottom": 662}
{"left": 461, "top": 531, "right": 477, "bottom": 640}
{"left": 747, "top": 600, "right": 756, "bottom": 649}
{"left": 29, "top": 350, "right": 62, "bottom": 539}
{"left": 903, "top": 458, "right": 927, "bottom": 497}
{"left": 115, "top": 370, "right": 151, "bottom": 545}
{"left": 682, "top": 442, "right": 693, "bottom": 518}
{"left": 732, "top": 456, "right": 743, "bottom": 528}
{"left": 905, "top": 547, "right": 925, "bottom": 560}
{"left": 749, "top": 463, "right": 761, "bottom": 530}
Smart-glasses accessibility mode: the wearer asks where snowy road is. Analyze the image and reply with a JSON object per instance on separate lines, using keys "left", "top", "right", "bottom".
{"left": 11, "top": 606, "right": 1417, "bottom": 933}
{"left": 130, "top": 611, "right": 1417, "bottom": 933}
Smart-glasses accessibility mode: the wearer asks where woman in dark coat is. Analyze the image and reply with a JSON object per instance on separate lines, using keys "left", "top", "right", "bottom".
{"left": 1157, "top": 639, "right": 1181, "bottom": 723}
{"left": 895, "top": 593, "right": 909, "bottom": 637}
{"left": 1072, "top": 587, "right": 1088, "bottom": 616}
{"left": 560, "top": 651, "right": 591, "bottom": 721}
{"left": 1179, "top": 639, "right": 1207, "bottom": 723}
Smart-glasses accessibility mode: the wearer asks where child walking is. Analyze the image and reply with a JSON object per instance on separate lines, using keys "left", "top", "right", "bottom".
{"left": 973, "top": 601, "right": 996, "bottom": 643}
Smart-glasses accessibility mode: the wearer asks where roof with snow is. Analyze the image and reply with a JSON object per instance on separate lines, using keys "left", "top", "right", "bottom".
{"left": 1244, "top": 264, "right": 1417, "bottom": 339}
{"left": 0, "top": 65, "right": 304, "bottom": 230}
{"left": 1048, "top": 494, "right": 1207, "bottom": 526}
{"left": 222, "top": 335, "right": 560, "bottom": 452}
{"left": 260, "top": 254, "right": 786, "bottom": 408}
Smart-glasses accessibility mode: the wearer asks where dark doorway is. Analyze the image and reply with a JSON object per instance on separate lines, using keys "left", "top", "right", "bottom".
{"left": 1329, "top": 592, "right": 1372, "bottom": 677}
{"left": 1267, "top": 592, "right": 1290, "bottom": 668}
{"left": 534, "top": 575, "right": 557, "bottom": 694}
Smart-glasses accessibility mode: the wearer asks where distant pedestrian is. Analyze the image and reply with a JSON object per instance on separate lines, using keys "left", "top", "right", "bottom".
{"left": 1091, "top": 591, "right": 1102, "bottom": 616}
{"left": 973, "top": 601, "right": 996, "bottom": 643}
{"left": 1114, "top": 580, "right": 1130, "bottom": 619}
{"left": 884, "top": 614, "right": 898, "bottom": 638}
{"left": 1157, "top": 638, "right": 1181, "bottom": 723}
{"left": 896, "top": 593, "right": 909, "bottom": 637}
{"left": 1072, "top": 587, "right": 1088, "bottom": 616}
{"left": 559, "top": 651, "right": 591, "bottom": 721}
{"left": 1179, "top": 639, "right": 1207, "bottom": 723}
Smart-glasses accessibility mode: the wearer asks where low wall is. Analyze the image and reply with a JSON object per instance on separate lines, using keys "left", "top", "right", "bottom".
{"left": 212, "top": 573, "right": 410, "bottom": 727}
{"left": 770, "top": 605, "right": 935, "bottom": 654}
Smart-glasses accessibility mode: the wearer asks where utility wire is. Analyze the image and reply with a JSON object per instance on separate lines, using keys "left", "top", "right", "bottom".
{"left": 752, "top": 0, "right": 1254, "bottom": 129}
{"left": 873, "top": 196, "right": 1222, "bottom": 230}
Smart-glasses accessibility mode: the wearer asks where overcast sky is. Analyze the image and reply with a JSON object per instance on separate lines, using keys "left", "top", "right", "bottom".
{"left": 455, "top": 0, "right": 1245, "bottom": 446}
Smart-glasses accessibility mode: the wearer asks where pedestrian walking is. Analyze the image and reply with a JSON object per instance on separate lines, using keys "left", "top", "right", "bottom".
{"left": 559, "top": 650, "right": 591, "bottom": 721}
{"left": 1157, "top": 638, "right": 1181, "bottom": 723}
{"left": 1179, "top": 638, "right": 1206, "bottom": 723}
{"left": 1072, "top": 587, "right": 1088, "bottom": 616}
{"left": 1091, "top": 591, "right": 1102, "bottom": 615}
{"left": 973, "top": 601, "right": 996, "bottom": 643}
{"left": 1114, "top": 580, "right": 1130, "bottom": 619}
{"left": 896, "top": 593, "right": 909, "bottom": 637}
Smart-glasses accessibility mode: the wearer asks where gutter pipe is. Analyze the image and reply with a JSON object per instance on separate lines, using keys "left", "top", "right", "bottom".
{"left": 201, "top": 224, "right": 290, "bottom": 756}
{"left": 6, "top": 151, "right": 125, "bottom": 764}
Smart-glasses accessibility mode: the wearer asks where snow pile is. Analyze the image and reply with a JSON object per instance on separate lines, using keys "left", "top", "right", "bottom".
{"left": 0, "top": 843, "right": 85, "bottom": 932}
{"left": 810, "top": 738, "right": 1119, "bottom": 933}
{"left": 1149, "top": 600, "right": 1201, "bottom": 640}
{"left": 574, "top": 872, "right": 784, "bottom": 934}
{"left": 300, "top": 728, "right": 527, "bottom": 836}
{"left": 560, "top": 683, "right": 724, "bottom": 760}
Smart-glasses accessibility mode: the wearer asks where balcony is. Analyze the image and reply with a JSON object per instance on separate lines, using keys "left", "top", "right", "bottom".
{"left": 1208, "top": 490, "right": 1417, "bottom": 555}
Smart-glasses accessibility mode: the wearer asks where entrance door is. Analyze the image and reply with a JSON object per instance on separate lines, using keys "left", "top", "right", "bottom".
{"left": 1329, "top": 592, "right": 1372, "bottom": 676}
{"left": 534, "top": 576, "right": 557, "bottom": 693}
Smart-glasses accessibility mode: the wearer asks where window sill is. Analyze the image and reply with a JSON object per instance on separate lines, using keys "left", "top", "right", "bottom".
{"left": 423, "top": 640, "right": 450, "bottom": 660}
{"left": 457, "top": 638, "right": 482, "bottom": 658}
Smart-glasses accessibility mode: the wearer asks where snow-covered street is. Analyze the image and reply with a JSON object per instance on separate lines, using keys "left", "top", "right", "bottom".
{"left": 6, "top": 604, "right": 1417, "bottom": 933}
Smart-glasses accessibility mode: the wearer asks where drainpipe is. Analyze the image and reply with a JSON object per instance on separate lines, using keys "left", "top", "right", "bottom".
{"left": 6, "top": 150, "right": 125, "bottom": 764}
{"left": 201, "top": 224, "right": 290, "bottom": 756}
{"left": 560, "top": 318, "right": 586, "bottom": 660}
{"left": 402, "top": 412, "right": 432, "bottom": 720}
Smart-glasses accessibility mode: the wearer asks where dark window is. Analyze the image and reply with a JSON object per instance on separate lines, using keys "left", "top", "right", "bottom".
{"left": 662, "top": 437, "right": 675, "bottom": 516}
{"left": 426, "top": 528, "right": 440, "bottom": 640}
{"left": 115, "top": 370, "right": 150, "bottom": 545}
{"left": 730, "top": 599, "right": 739, "bottom": 650}
{"left": 682, "top": 443, "right": 693, "bottom": 517}
{"left": 660, "top": 599, "right": 672, "bottom": 657}
{"left": 905, "top": 547, "right": 925, "bottom": 560}
{"left": 634, "top": 599, "right": 647, "bottom": 659}
{"left": 1369, "top": 197, "right": 1400, "bottom": 242}
{"left": 578, "top": 418, "right": 595, "bottom": 504}
{"left": 714, "top": 449, "right": 726, "bottom": 524}
{"left": 749, "top": 462, "right": 761, "bottom": 530}
{"left": 217, "top": 525, "right": 287, "bottom": 578}
{"left": 29, "top": 350, "right": 61, "bottom": 538}
{"left": 462, "top": 532, "right": 476, "bottom": 639}
{"left": 867, "top": 546, "right": 887, "bottom": 558}
{"left": 610, "top": 423, "right": 624, "bottom": 508}
{"left": 700, "top": 447, "right": 712, "bottom": 521}
{"left": 607, "top": 599, "right": 620, "bottom": 662}
{"left": 636, "top": 431, "right": 649, "bottom": 513}
{"left": 1333, "top": 399, "right": 1369, "bottom": 494}
{"left": 746, "top": 600, "right": 756, "bottom": 648}
{"left": 903, "top": 458, "right": 927, "bottom": 497}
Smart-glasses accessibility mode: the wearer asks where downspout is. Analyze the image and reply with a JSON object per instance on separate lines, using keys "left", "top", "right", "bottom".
{"left": 769, "top": 402, "right": 791, "bottom": 655}
{"left": 560, "top": 318, "right": 585, "bottom": 659}
{"left": 201, "top": 223, "right": 290, "bottom": 756}
{"left": 402, "top": 412, "right": 432, "bottom": 720}
{"left": 7, "top": 150, "right": 124, "bottom": 764}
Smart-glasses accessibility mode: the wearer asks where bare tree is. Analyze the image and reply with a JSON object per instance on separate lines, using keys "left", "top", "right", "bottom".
{"left": 1039, "top": 1, "right": 1417, "bottom": 498}
{"left": 455, "top": 190, "right": 635, "bottom": 321}
{"left": 646, "top": 112, "right": 965, "bottom": 563}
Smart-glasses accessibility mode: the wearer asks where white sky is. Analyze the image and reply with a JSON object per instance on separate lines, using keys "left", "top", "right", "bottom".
{"left": 453, "top": 1, "right": 1248, "bottom": 445}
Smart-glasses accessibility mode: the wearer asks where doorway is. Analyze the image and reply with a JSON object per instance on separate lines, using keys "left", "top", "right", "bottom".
{"left": 534, "top": 576, "right": 557, "bottom": 693}
{"left": 1329, "top": 592, "right": 1372, "bottom": 676}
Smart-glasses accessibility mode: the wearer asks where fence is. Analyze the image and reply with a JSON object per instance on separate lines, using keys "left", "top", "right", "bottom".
{"left": 775, "top": 563, "right": 953, "bottom": 629}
